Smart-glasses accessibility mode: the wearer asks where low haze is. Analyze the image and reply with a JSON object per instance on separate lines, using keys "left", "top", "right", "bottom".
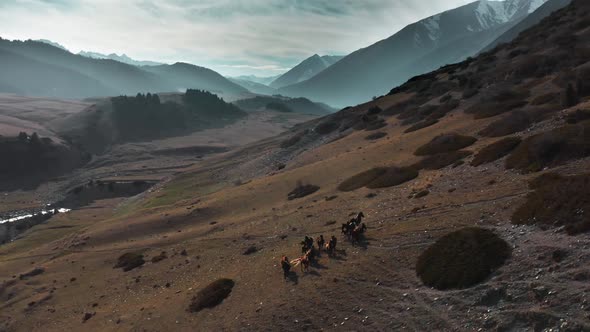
{"left": 0, "top": 0, "right": 474, "bottom": 76}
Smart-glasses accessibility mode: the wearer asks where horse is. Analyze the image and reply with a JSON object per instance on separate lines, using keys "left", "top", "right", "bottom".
{"left": 290, "top": 250, "right": 312, "bottom": 272}
{"left": 317, "top": 235, "right": 325, "bottom": 254}
{"left": 351, "top": 223, "right": 367, "bottom": 246}
{"left": 350, "top": 212, "right": 365, "bottom": 226}
{"left": 326, "top": 236, "right": 337, "bottom": 256}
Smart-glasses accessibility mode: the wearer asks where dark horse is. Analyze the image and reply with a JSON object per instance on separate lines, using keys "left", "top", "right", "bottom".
{"left": 342, "top": 212, "right": 365, "bottom": 240}
{"left": 351, "top": 223, "right": 367, "bottom": 246}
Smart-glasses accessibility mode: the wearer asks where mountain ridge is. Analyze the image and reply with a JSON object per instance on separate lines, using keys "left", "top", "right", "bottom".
{"left": 278, "top": 0, "right": 549, "bottom": 107}
{"left": 269, "top": 54, "right": 343, "bottom": 89}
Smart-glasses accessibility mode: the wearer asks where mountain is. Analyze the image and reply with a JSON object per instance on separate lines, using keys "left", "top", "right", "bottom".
{"left": 233, "top": 75, "right": 281, "bottom": 85}
{"left": 0, "top": 47, "right": 116, "bottom": 98}
{"left": 233, "top": 95, "right": 334, "bottom": 115}
{"left": 481, "top": 0, "right": 571, "bottom": 52}
{"left": 78, "top": 51, "right": 164, "bottom": 67}
{"left": 35, "top": 39, "right": 68, "bottom": 51}
{"left": 229, "top": 78, "right": 277, "bottom": 95}
{"left": 278, "top": 0, "right": 548, "bottom": 107}
{"left": 143, "top": 63, "right": 248, "bottom": 96}
{"left": 0, "top": 38, "right": 248, "bottom": 99}
{"left": 269, "top": 54, "right": 343, "bottom": 89}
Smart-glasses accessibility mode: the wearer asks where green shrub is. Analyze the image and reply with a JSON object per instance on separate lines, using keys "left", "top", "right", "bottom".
{"left": 114, "top": 252, "right": 145, "bottom": 272}
{"left": 404, "top": 119, "right": 439, "bottom": 133}
{"left": 512, "top": 173, "right": 590, "bottom": 234}
{"left": 365, "top": 132, "right": 387, "bottom": 140}
{"left": 315, "top": 121, "right": 340, "bottom": 135}
{"left": 414, "top": 134, "right": 477, "bottom": 156}
{"left": 505, "top": 122, "right": 590, "bottom": 172}
{"left": 188, "top": 279, "right": 235, "bottom": 312}
{"left": 337, "top": 168, "right": 387, "bottom": 192}
{"left": 280, "top": 132, "right": 304, "bottom": 148}
{"left": 365, "top": 167, "right": 419, "bottom": 189}
{"left": 365, "top": 118, "right": 387, "bottom": 131}
{"left": 462, "top": 88, "right": 479, "bottom": 99}
{"left": 530, "top": 92, "right": 559, "bottom": 106}
{"left": 416, "top": 227, "right": 511, "bottom": 290}
{"left": 338, "top": 166, "right": 418, "bottom": 191}
{"left": 413, "top": 151, "right": 472, "bottom": 170}
{"left": 465, "top": 89, "right": 529, "bottom": 119}
{"left": 151, "top": 252, "right": 167, "bottom": 263}
{"left": 479, "top": 111, "right": 531, "bottom": 137}
{"left": 471, "top": 137, "right": 522, "bottom": 166}
{"left": 287, "top": 182, "right": 320, "bottom": 200}
{"left": 566, "top": 109, "right": 590, "bottom": 124}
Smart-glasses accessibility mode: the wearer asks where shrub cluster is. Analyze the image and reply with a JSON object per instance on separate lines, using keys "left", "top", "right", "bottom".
{"left": 471, "top": 137, "right": 522, "bottom": 166}
{"left": 414, "top": 134, "right": 477, "bottom": 156}
{"left": 114, "top": 252, "right": 145, "bottom": 272}
{"left": 338, "top": 166, "right": 418, "bottom": 191}
{"left": 287, "top": 182, "right": 320, "bottom": 200}
{"left": 416, "top": 227, "right": 511, "bottom": 290}
{"left": 413, "top": 151, "right": 472, "bottom": 170}
{"left": 505, "top": 122, "right": 590, "bottom": 172}
{"left": 512, "top": 173, "right": 590, "bottom": 234}
{"left": 188, "top": 279, "right": 235, "bottom": 312}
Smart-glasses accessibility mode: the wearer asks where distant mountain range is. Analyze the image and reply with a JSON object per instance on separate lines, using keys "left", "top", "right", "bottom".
{"left": 232, "top": 75, "right": 281, "bottom": 86}
{"left": 278, "top": 0, "right": 551, "bottom": 107}
{"left": 78, "top": 51, "right": 164, "bottom": 67}
{"left": 228, "top": 77, "right": 277, "bottom": 95}
{"left": 269, "top": 54, "right": 343, "bottom": 89}
{"left": 0, "top": 38, "right": 247, "bottom": 99}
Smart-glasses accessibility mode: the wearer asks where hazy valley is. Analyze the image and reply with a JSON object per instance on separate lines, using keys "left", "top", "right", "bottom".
{"left": 1, "top": 0, "right": 590, "bottom": 331}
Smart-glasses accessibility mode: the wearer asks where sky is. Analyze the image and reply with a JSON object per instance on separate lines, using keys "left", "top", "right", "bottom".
{"left": 0, "top": 0, "right": 475, "bottom": 77}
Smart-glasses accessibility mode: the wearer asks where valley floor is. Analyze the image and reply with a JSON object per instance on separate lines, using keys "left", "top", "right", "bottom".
{"left": 1, "top": 95, "right": 589, "bottom": 331}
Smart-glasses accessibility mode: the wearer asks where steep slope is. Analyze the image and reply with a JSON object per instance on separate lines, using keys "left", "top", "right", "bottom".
{"left": 482, "top": 0, "right": 572, "bottom": 51}
{"left": 2, "top": 1, "right": 590, "bottom": 331}
{"left": 269, "top": 55, "right": 343, "bottom": 89}
{"left": 0, "top": 38, "right": 249, "bottom": 99}
{"left": 279, "top": 0, "right": 548, "bottom": 107}
{"left": 78, "top": 51, "right": 164, "bottom": 67}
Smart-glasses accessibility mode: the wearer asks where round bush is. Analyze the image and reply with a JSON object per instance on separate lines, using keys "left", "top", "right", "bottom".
{"left": 189, "top": 278, "right": 235, "bottom": 312}
{"left": 471, "top": 137, "right": 521, "bottom": 166}
{"left": 416, "top": 227, "right": 511, "bottom": 290}
{"left": 337, "top": 168, "right": 387, "bottom": 192}
{"left": 414, "top": 134, "right": 477, "bottom": 156}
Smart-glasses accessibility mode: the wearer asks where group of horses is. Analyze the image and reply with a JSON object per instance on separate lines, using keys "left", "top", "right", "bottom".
{"left": 280, "top": 212, "right": 367, "bottom": 278}
{"left": 341, "top": 212, "right": 367, "bottom": 246}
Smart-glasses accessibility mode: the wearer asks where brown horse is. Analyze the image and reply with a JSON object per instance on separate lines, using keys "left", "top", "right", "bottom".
{"left": 291, "top": 250, "right": 312, "bottom": 272}
{"left": 351, "top": 223, "right": 367, "bottom": 245}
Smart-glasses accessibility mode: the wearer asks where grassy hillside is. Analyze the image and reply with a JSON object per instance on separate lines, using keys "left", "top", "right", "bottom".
{"left": 1, "top": 1, "right": 590, "bottom": 331}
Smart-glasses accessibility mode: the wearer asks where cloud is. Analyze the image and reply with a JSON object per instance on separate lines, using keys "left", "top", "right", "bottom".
{"left": 0, "top": 0, "right": 475, "bottom": 76}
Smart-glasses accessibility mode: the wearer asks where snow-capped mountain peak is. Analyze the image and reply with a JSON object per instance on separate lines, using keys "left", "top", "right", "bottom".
{"left": 475, "top": 0, "right": 549, "bottom": 29}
